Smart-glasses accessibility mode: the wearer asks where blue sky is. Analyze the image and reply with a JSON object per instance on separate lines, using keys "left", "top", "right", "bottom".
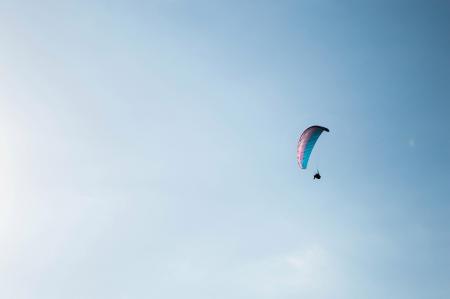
{"left": 0, "top": 1, "right": 449, "bottom": 298}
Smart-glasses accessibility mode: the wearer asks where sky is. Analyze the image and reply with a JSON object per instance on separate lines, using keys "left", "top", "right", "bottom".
{"left": 0, "top": 0, "right": 449, "bottom": 298}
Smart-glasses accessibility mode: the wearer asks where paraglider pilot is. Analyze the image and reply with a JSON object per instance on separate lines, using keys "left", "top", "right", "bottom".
{"left": 313, "top": 170, "right": 321, "bottom": 180}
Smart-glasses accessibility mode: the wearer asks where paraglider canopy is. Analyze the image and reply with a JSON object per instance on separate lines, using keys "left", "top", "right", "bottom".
{"left": 297, "top": 125, "right": 329, "bottom": 169}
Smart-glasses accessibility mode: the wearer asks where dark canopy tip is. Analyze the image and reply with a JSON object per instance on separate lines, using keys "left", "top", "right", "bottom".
{"left": 310, "top": 125, "right": 330, "bottom": 132}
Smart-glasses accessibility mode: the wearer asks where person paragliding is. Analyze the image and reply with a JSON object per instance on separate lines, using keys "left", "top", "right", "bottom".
{"left": 313, "top": 170, "right": 321, "bottom": 180}
{"left": 297, "top": 125, "right": 329, "bottom": 180}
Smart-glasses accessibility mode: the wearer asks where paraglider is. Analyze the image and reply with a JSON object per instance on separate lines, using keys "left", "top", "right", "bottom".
{"left": 297, "top": 125, "right": 329, "bottom": 179}
{"left": 313, "top": 170, "right": 321, "bottom": 180}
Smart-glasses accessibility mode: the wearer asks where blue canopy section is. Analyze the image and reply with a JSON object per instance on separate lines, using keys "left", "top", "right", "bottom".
{"left": 301, "top": 130, "right": 324, "bottom": 169}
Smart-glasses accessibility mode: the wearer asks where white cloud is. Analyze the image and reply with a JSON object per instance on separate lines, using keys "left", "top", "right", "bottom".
{"left": 235, "top": 245, "right": 345, "bottom": 298}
